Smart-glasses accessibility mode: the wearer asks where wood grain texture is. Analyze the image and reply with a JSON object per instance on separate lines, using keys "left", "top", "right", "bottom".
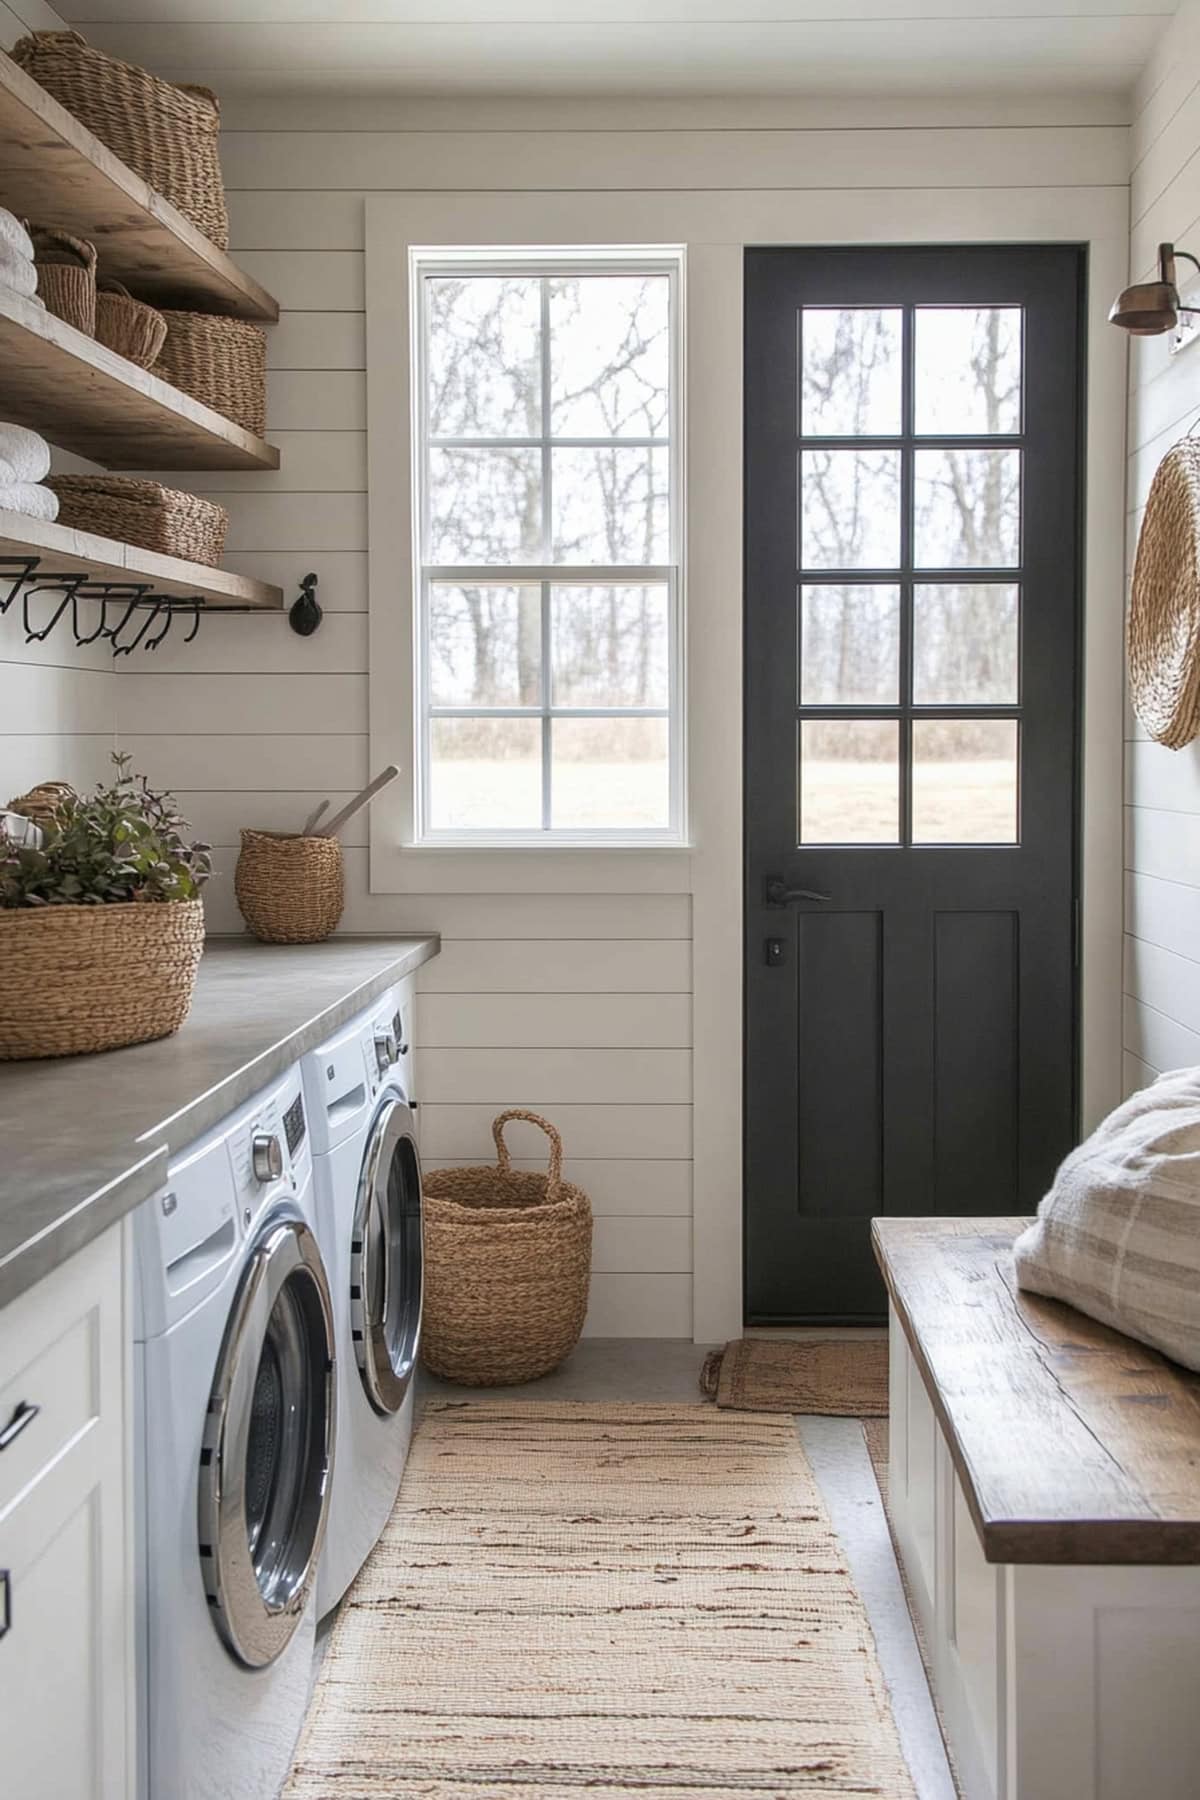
{"left": 873, "top": 1215, "right": 1200, "bottom": 1565}
{"left": 0, "top": 509, "right": 281, "bottom": 608}
{"left": 0, "top": 289, "right": 279, "bottom": 470}
{"left": 0, "top": 49, "right": 277, "bottom": 319}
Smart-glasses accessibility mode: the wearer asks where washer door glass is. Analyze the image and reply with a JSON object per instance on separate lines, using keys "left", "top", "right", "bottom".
{"left": 352, "top": 1099, "right": 423, "bottom": 1415}
{"left": 198, "top": 1214, "right": 335, "bottom": 1669}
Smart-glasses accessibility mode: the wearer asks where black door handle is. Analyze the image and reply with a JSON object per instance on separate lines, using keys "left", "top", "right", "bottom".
{"left": 0, "top": 1400, "right": 39, "bottom": 1452}
{"left": 765, "top": 877, "right": 831, "bottom": 907}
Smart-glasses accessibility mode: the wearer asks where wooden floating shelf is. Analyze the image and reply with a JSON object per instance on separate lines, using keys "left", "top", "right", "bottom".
{"left": 0, "top": 49, "right": 277, "bottom": 322}
{"left": 0, "top": 510, "right": 282, "bottom": 609}
{"left": 0, "top": 289, "right": 279, "bottom": 471}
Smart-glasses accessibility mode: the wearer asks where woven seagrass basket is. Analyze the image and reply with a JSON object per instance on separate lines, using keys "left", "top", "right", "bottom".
{"left": 46, "top": 475, "right": 228, "bottom": 567}
{"left": 95, "top": 280, "right": 166, "bottom": 369}
{"left": 6, "top": 781, "right": 76, "bottom": 833}
{"left": 0, "top": 898, "right": 204, "bottom": 1060}
{"left": 28, "top": 225, "right": 96, "bottom": 335}
{"left": 11, "top": 32, "right": 229, "bottom": 249}
{"left": 1129, "top": 436, "right": 1200, "bottom": 749}
{"left": 234, "top": 829, "right": 344, "bottom": 944}
{"left": 421, "top": 1111, "right": 592, "bottom": 1385}
{"left": 154, "top": 311, "right": 267, "bottom": 436}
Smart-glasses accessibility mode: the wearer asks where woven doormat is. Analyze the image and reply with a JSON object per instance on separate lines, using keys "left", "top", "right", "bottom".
{"left": 701, "top": 1336, "right": 889, "bottom": 1415}
{"left": 284, "top": 1401, "right": 915, "bottom": 1798}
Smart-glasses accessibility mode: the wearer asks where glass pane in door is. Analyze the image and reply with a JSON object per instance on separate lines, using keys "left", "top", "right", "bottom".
{"left": 799, "top": 585, "right": 900, "bottom": 705}
{"left": 801, "top": 308, "right": 903, "bottom": 435}
{"left": 799, "top": 719, "right": 900, "bottom": 844}
{"left": 912, "top": 718, "right": 1019, "bottom": 843}
{"left": 913, "top": 448, "right": 1020, "bottom": 568}
{"left": 913, "top": 306, "right": 1023, "bottom": 435}
{"left": 800, "top": 449, "right": 901, "bottom": 569}
{"left": 913, "top": 583, "right": 1019, "bottom": 704}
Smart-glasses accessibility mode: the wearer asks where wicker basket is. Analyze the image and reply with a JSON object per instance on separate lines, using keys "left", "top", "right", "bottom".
{"left": 11, "top": 32, "right": 229, "bottom": 249}
{"left": 154, "top": 312, "right": 267, "bottom": 436}
{"left": 95, "top": 280, "right": 166, "bottom": 369}
{"left": 27, "top": 225, "right": 96, "bottom": 335}
{"left": 6, "top": 781, "right": 76, "bottom": 833}
{"left": 234, "top": 830, "right": 343, "bottom": 944}
{"left": 1129, "top": 437, "right": 1200, "bottom": 749}
{"left": 46, "top": 476, "right": 228, "bottom": 567}
{"left": 0, "top": 898, "right": 204, "bottom": 1060}
{"left": 421, "top": 1111, "right": 592, "bottom": 1385}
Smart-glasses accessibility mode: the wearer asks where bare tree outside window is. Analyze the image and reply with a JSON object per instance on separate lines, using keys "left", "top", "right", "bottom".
{"left": 418, "top": 259, "right": 680, "bottom": 837}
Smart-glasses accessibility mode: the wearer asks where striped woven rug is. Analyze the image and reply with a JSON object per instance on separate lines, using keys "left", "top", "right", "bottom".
{"left": 284, "top": 1401, "right": 915, "bottom": 1798}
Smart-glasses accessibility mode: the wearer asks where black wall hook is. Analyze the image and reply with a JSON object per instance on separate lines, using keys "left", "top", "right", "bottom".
{"left": 289, "top": 572, "right": 322, "bottom": 636}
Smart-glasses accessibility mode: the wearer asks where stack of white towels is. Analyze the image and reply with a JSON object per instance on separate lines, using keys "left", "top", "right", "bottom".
{"left": 0, "top": 208, "right": 58, "bottom": 522}
{"left": 0, "top": 208, "right": 41, "bottom": 309}
{"left": 0, "top": 424, "right": 57, "bottom": 522}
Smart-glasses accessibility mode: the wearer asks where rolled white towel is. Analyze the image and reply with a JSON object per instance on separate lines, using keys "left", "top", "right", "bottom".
{"left": 0, "top": 483, "right": 59, "bottom": 523}
{"left": 0, "top": 249, "right": 37, "bottom": 300}
{"left": 0, "top": 210, "right": 34, "bottom": 264}
{"left": 0, "top": 425, "right": 51, "bottom": 484}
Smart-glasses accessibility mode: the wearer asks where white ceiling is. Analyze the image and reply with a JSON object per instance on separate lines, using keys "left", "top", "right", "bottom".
{"left": 60, "top": 0, "right": 1174, "bottom": 98}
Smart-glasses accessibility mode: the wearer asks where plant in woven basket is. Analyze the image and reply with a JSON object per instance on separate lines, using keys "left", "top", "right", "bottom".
{"left": 0, "top": 752, "right": 211, "bottom": 908}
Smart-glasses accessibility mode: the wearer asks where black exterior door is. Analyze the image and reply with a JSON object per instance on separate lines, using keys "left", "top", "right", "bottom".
{"left": 744, "top": 245, "right": 1083, "bottom": 1323}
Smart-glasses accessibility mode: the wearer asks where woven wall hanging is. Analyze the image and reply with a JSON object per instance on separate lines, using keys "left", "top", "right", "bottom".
{"left": 1129, "top": 435, "right": 1200, "bottom": 749}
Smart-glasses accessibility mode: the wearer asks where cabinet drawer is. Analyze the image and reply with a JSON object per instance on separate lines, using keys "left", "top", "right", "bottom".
{"left": 0, "top": 1233, "right": 118, "bottom": 1522}
{"left": 0, "top": 1310, "right": 98, "bottom": 1519}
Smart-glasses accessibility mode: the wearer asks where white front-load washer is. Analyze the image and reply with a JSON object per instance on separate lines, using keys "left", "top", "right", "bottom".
{"left": 301, "top": 977, "right": 422, "bottom": 1618}
{"left": 133, "top": 1065, "right": 335, "bottom": 1800}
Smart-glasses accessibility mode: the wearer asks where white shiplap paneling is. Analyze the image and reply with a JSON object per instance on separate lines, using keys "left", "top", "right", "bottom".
{"left": 1124, "top": 0, "right": 1200, "bottom": 1099}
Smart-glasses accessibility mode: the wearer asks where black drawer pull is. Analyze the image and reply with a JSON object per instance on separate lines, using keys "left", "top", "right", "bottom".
{"left": 0, "top": 1400, "right": 40, "bottom": 1451}
{"left": 0, "top": 1569, "right": 10, "bottom": 1639}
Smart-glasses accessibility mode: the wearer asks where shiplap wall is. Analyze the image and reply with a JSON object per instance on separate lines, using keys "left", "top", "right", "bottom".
{"left": 1125, "top": 0, "right": 1200, "bottom": 1096}
{"left": 2, "top": 77, "right": 1131, "bottom": 1335}
{"left": 0, "top": 0, "right": 120, "bottom": 801}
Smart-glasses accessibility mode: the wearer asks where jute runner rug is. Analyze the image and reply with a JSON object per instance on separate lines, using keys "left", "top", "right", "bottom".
{"left": 701, "top": 1337, "right": 889, "bottom": 1416}
{"left": 285, "top": 1401, "right": 915, "bottom": 1798}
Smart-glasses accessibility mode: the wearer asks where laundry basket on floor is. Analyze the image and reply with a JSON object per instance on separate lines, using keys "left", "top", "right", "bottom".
{"left": 421, "top": 1110, "right": 592, "bottom": 1385}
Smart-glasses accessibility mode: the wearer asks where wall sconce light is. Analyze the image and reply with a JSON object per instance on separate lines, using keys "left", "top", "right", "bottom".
{"left": 1110, "top": 241, "right": 1200, "bottom": 335}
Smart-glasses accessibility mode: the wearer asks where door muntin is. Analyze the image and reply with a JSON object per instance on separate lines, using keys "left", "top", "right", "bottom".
{"left": 197, "top": 1211, "right": 335, "bottom": 1669}
{"left": 351, "top": 1099, "right": 423, "bottom": 1416}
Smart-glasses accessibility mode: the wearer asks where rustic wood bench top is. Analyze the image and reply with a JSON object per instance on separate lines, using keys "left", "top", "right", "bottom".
{"left": 872, "top": 1216, "right": 1200, "bottom": 1565}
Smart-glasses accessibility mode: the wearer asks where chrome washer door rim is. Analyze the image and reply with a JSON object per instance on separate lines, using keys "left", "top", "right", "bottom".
{"left": 351, "top": 1098, "right": 424, "bottom": 1415}
{"left": 197, "top": 1212, "right": 335, "bottom": 1669}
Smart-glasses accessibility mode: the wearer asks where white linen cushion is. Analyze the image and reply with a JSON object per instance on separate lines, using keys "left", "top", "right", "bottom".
{"left": 1013, "top": 1066, "right": 1200, "bottom": 1370}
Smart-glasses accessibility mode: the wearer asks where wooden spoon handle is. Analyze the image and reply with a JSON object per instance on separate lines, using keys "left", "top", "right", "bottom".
{"left": 317, "top": 764, "right": 400, "bottom": 838}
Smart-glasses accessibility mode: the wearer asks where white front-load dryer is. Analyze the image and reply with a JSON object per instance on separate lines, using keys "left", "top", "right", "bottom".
{"left": 301, "top": 977, "right": 422, "bottom": 1617}
{"left": 133, "top": 1066, "right": 335, "bottom": 1800}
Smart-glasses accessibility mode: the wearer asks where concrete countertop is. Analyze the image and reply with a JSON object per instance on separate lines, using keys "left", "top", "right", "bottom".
{"left": 0, "top": 933, "right": 439, "bottom": 1311}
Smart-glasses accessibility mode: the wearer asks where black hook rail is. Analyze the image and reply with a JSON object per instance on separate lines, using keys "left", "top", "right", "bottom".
{"left": 0, "top": 559, "right": 319, "bottom": 656}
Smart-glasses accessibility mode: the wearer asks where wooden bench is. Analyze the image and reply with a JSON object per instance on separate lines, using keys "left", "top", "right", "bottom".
{"left": 873, "top": 1216, "right": 1200, "bottom": 1800}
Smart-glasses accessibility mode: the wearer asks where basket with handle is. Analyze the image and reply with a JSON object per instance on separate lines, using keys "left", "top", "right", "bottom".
{"left": 95, "top": 279, "right": 167, "bottom": 369}
{"left": 421, "top": 1110, "right": 592, "bottom": 1385}
{"left": 27, "top": 224, "right": 96, "bottom": 335}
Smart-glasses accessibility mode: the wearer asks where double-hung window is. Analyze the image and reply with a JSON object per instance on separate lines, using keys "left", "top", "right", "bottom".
{"left": 412, "top": 248, "right": 684, "bottom": 844}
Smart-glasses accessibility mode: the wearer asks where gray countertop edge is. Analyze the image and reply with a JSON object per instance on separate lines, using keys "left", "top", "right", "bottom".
{"left": 0, "top": 933, "right": 440, "bottom": 1313}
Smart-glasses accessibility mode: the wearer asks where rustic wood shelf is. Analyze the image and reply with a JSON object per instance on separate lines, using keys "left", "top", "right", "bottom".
{"left": 0, "top": 50, "right": 277, "bottom": 322}
{"left": 0, "top": 510, "right": 282, "bottom": 609}
{"left": 0, "top": 289, "right": 279, "bottom": 471}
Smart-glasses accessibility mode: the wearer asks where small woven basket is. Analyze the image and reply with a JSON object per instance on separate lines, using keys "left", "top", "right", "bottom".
{"left": 422, "top": 1111, "right": 592, "bottom": 1385}
{"left": 234, "top": 829, "right": 344, "bottom": 944}
{"left": 154, "top": 311, "right": 267, "bottom": 436}
{"left": 27, "top": 225, "right": 96, "bottom": 335}
{"left": 0, "top": 898, "right": 204, "bottom": 1060}
{"left": 46, "top": 475, "right": 228, "bottom": 567}
{"left": 1130, "top": 437, "right": 1200, "bottom": 749}
{"left": 95, "top": 279, "right": 166, "bottom": 369}
{"left": 11, "top": 32, "right": 229, "bottom": 249}
{"left": 6, "top": 781, "right": 76, "bottom": 833}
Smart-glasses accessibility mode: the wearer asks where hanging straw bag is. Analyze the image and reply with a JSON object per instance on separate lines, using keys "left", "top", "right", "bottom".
{"left": 422, "top": 1111, "right": 592, "bottom": 1385}
{"left": 1129, "top": 437, "right": 1200, "bottom": 748}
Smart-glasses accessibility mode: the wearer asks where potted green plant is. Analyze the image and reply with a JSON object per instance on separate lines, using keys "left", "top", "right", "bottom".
{"left": 0, "top": 753, "right": 211, "bottom": 1060}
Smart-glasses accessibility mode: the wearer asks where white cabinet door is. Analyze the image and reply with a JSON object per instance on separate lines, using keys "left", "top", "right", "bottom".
{"left": 0, "top": 1224, "right": 132, "bottom": 1800}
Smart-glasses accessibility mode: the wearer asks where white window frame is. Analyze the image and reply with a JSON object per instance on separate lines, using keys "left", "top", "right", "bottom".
{"left": 410, "top": 245, "right": 687, "bottom": 847}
